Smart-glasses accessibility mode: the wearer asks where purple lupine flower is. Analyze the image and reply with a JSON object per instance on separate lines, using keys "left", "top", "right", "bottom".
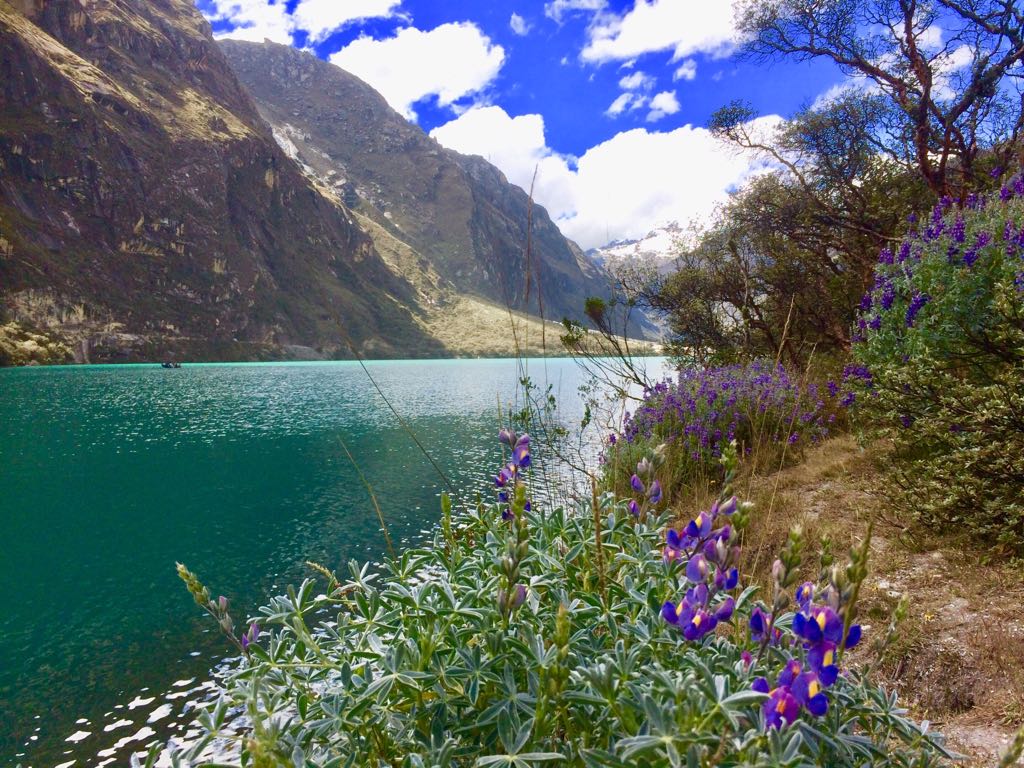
{"left": 897, "top": 241, "right": 911, "bottom": 262}
{"left": 512, "top": 434, "right": 531, "bottom": 468}
{"left": 877, "top": 247, "right": 894, "bottom": 265}
{"left": 628, "top": 499, "right": 640, "bottom": 517}
{"left": 749, "top": 607, "right": 773, "bottom": 643}
{"left": 991, "top": 166, "right": 1003, "bottom": 178}
{"left": 685, "top": 509, "right": 713, "bottom": 539}
{"left": 630, "top": 474, "right": 644, "bottom": 494}
{"left": 498, "top": 428, "right": 514, "bottom": 446}
{"left": 648, "top": 480, "right": 662, "bottom": 505}
{"left": 1016, "top": 272, "right": 1024, "bottom": 292}
{"left": 880, "top": 281, "right": 896, "bottom": 310}
{"left": 905, "top": 293, "right": 931, "bottom": 327}
{"left": 793, "top": 606, "right": 844, "bottom": 645}
{"left": 714, "top": 566, "right": 739, "bottom": 591}
{"left": 241, "top": 623, "right": 260, "bottom": 651}
{"left": 795, "top": 582, "right": 814, "bottom": 611}
{"left": 868, "top": 316, "right": 881, "bottom": 330}
{"left": 951, "top": 215, "right": 966, "bottom": 243}
{"left": 792, "top": 672, "right": 829, "bottom": 717}
{"left": 755, "top": 680, "right": 800, "bottom": 730}
{"left": 686, "top": 553, "right": 710, "bottom": 583}
{"left": 662, "top": 583, "right": 734, "bottom": 640}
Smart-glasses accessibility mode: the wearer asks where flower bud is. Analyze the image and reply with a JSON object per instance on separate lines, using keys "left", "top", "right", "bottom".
{"left": 512, "top": 584, "right": 527, "bottom": 609}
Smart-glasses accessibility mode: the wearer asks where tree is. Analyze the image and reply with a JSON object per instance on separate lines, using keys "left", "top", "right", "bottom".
{"left": 654, "top": 99, "right": 929, "bottom": 364}
{"left": 735, "top": 0, "right": 1024, "bottom": 196}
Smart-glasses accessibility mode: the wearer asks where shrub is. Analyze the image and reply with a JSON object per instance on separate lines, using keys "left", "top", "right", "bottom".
{"left": 163, "top": 436, "right": 948, "bottom": 767}
{"left": 606, "top": 361, "right": 841, "bottom": 498}
{"left": 850, "top": 177, "right": 1024, "bottom": 551}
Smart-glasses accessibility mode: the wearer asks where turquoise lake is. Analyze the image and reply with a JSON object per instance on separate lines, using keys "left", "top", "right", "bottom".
{"left": 0, "top": 358, "right": 661, "bottom": 766}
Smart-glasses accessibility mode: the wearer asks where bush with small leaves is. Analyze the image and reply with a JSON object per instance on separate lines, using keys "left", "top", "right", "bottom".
{"left": 164, "top": 437, "right": 949, "bottom": 767}
{"left": 850, "top": 177, "right": 1024, "bottom": 551}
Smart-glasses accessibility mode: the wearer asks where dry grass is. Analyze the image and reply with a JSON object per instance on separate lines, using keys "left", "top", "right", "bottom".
{"left": 668, "top": 436, "right": 1024, "bottom": 766}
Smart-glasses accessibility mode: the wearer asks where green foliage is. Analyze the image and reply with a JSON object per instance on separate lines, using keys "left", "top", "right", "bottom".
{"left": 850, "top": 188, "right": 1024, "bottom": 551}
{"left": 168, "top": 459, "right": 946, "bottom": 766}
{"left": 656, "top": 98, "right": 930, "bottom": 365}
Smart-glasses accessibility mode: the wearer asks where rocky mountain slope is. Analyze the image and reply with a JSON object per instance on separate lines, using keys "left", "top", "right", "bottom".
{"left": 218, "top": 40, "right": 610, "bottom": 325}
{"left": 0, "top": 0, "right": 444, "bottom": 362}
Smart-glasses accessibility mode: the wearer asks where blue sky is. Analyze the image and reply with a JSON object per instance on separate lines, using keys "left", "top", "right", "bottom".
{"left": 197, "top": 1, "right": 846, "bottom": 248}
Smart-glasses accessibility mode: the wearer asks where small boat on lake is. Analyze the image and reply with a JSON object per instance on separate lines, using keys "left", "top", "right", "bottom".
{"left": 160, "top": 362, "right": 182, "bottom": 369}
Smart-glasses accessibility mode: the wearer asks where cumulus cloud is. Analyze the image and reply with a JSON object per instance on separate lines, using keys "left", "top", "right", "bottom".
{"left": 202, "top": 0, "right": 403, "bottom": 45}
{"left": 812, "top": 40, "right": 976, "bottom": 110}
{"left": 618, "top": 70, "right": 655, "bottom": 90}
{"left": 544, "top": 0, "right": 606, "bottom": 24}
{"left": 581, "top": 0, "right": 736, "bottom": 63}
{"left": 605, "top": 91, "right": 647, "bottom": 116}
{"left": 673, "top": 58, "right": 697, "bottom": 80}
{"left": 205, "top": 0, "right": 294, "bottom": 45}
{"left": 646, "top": 90, "right": 680, "bottom": 121}
{"left": 509, "top": 13, "right": 530, "bottom": 36}
{"left": 431, "top": 105, "right": 776, "bottom": 249}
{"left": 329, "top": 23, "right": 505, "bottom": 120}
{"left": 292, "top": 0, "right": 404, "bottom": 43}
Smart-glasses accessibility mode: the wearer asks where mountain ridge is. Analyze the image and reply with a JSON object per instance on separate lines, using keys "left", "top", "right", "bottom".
{"left": 217, "top": 39, "right": 610, "bottom": 326}
{"left": 0, "top": 0, "right": 611, "bottom": 364}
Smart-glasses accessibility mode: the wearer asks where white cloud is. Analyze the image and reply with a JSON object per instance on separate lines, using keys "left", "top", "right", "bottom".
{"left": 329, "top": 23, "right": 505, "bottom": 120}
{"left": 202, "top": 0, "right": 402, "bottom": 46}
{"left": 618, "top": 70, "right": 655, "bottom": 90}
{"left": 605, "top": 91, "right": 647, "bottom": 116}
{"left": 646, "top": 90, "right": 680, "bottom": 121}
{"left": 509, "top": 13, "right": 530, "bottom": 36}
{"left": 581, "top": 0, "right": 736, "bottom": 63}
{"left": 673, "top": 58, "right": 697, "bottom": 80}
{"left": 292, "top": 0, "right": 403, "bottom": 43}
{"left": 544, "top": 0, "right": 606, "bottom": 24}
{"left": 205, "top": 0, "right": 294, "bottom": 45}
{"left": 431, "top": 105, "right": 775, "bottom": 249}
{"left": 813, "top": 41, "right": 976, "bottom": 110}
{"left": 917, "top": 24, "right": 943, "bottom": 51}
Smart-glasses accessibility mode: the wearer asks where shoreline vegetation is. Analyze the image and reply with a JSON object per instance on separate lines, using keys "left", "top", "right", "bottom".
{"left": 166, "top": 434, "right": 950, "bottom": 767}
{"left": 0, "top": 314, "right": 662, "bottom": 367}
{"left": 149, "top": 177, "right": 1024, "bottom": 766}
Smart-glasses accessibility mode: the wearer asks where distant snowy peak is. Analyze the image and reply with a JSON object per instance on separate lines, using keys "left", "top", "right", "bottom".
{"left": 587, "top": 222, "right": 685, "bottom": 275}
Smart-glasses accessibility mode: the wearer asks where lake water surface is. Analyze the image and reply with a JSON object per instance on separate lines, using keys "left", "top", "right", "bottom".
{"left": 0, "top": 358, "right": 660, "bottom": 766}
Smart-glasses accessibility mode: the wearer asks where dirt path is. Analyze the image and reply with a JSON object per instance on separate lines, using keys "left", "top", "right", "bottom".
{"left": 737, "top": 436, "right": 1024, "bottom": 766}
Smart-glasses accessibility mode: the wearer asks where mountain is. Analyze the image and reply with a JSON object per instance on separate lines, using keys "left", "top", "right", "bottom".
{"left": 588, "top": 221, "right": 686, "bottom": 276}
{"left": 217, "top": 39, "right": 609, "bottom": 326}
{"left": 0, "top": 0, "right": 444, "bottom": 362}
